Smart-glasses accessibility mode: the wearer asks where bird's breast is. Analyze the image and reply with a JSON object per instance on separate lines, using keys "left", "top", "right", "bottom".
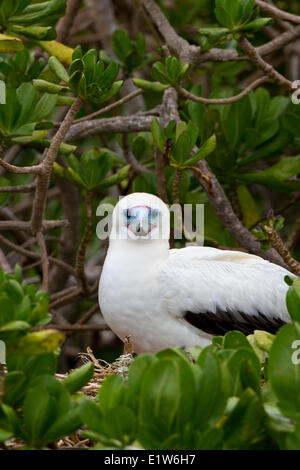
{"left": 99, "top": 254, "right": 164, "bottom": 349}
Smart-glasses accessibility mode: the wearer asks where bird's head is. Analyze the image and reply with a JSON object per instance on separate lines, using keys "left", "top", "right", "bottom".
{"left": 110, "top": 193, "right": 170, "bottom": 242}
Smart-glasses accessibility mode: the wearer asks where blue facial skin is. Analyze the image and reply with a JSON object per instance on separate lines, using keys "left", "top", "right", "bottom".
{"left": 123, "top": 206, "right": 160, "bottom": 235}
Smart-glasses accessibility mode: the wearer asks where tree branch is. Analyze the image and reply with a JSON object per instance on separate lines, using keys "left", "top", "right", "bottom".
{"left": 176, "top": 76, "right": 269, "bottom": 105}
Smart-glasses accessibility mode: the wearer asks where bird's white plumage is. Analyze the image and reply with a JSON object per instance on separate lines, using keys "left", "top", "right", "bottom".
{"left": 99, "top": 192, "right": 291, "bottom": 353}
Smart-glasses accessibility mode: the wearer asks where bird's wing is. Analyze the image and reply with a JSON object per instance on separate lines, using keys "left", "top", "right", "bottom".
{"left": 157, "top": 246, "right": 291, "bottom": 336}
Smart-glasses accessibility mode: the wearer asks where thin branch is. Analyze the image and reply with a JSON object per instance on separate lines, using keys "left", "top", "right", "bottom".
{"left": 154, "top": 147, "right": 168, "bottom": 203}
{"left": 76, "top": 303, "right": 100, "bottom": 325}
{"left": 72, "top": 89, "right": 143, "bottom": 124}
{"left": 238, "top": 36, "right": 293, "bottom": 91}
{"left": 0, "top": 145, "right": 21, "bottom": 176}
{"left": 31, "top": 97, "right": 82, "bottom": 235}
{"left": 122, "top": 133, "right": 149, "bottom": 175}
{"left": 0, "top": 182, "right": 36, "bottom": 193}
{"left": 0, "top": 159, "right": 41, "bottom": 174}
{"left": 255, "top": 0, "right": 300, "bottom": 24}
{"left": 56, "top": 0, "right": 82, "bottom": 43}
{"left": 38, "top": 323, "right": 108, "bottom": 332}
{"left": 0, "top": 234, "right": 76, "bottom": 277}
{"left": 75, "top": 190, "right": 93, "bottom": 292}
{"left": 0, "top": 248, "right": 11, "bottom": 272}
{"left": 176, "top": 76, "right": 269, "bottom": 105}
{"left": 36, "top": 231, "right": 49, "bottom": 291}
{"left": 0, "top": 219, "right": 67, "bottom": 232}
{"left": 265, "top": 224, "right": 300, "bottom": 275}
{"left": 66, "top": 113, "right": 167, "bottom": 141}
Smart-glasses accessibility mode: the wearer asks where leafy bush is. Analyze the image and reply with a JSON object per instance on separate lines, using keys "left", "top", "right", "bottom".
{"left": 79, "top": 308, "right": 300, "bottom": 450}
{"left": 0, "top": 0, "right": 300, "bottom": 451}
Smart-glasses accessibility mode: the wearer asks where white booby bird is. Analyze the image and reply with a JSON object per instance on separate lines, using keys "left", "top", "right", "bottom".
{"left": 99, "top": 192, "right": 291, "bottom": 353}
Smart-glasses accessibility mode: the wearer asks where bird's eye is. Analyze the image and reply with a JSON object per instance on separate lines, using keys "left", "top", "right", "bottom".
{"left": 124, "top": 209, "right": 132, "bottom": 221}
{"left": 151, "top": 209, "right": 159, "bottom": 219}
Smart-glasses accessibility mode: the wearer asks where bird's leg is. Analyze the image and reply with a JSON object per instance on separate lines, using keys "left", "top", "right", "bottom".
{"left": 123, "top": 335, "right": 134, "bottom": 355}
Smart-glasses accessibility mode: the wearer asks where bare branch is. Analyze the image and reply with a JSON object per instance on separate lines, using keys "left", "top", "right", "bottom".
{"left": 238, "top": 36, "right": 293, "bottom": 91}
{"left": 265, "top": 224, "right": 300, "bottom": 275}
{"left": 0, "top": 219, "right": 68, "bottom": 232}
{"left": 71, "top": 89, "right": 143, "bottom": 124}
{"left": 255, "top": 0, "right": 300, "bottom": 24}
{"left": 0, "top": 234, "right": 76, "bottom": 277}
{"left": 122, "top": 133, "right": 149, "bottom": 175}
{"left": 56, "top": 0, "right": 82, "bottom": 43}
{"left": 176, "top": 76, "right": 269, "bottom": 105}
{"left": 36, "top": 231, "right": 49, "bottom": 291}
{"left": 75, "top": 190, "right": 93, "bottom": 293}
{"left": 31, "top": 97, "right": 82, "bottom": 235}
{"left": 66, "top": 113, "right": 167, "bottom": 141}
{"left": 0, "top": 182, "right": 36, "bottom": 193}
{"left": 0, "top": 159, "right": 41, "bottom": 174}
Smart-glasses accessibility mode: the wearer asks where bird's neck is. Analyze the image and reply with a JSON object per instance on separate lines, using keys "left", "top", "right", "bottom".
{"left": 106, "top": 239, "right": 169, "bottom": 266}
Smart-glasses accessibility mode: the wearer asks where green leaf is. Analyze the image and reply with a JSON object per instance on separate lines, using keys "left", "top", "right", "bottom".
{"left": 185, "top": 134, "right": 216, "bottom": 166}
{"left": 48, "top": 56, "right": 69, "bottom": 83}
{"left": 15, "top": 330, "right": 65, "bottom": 355}
{"left": 33, "top": 79, "right": 68, "bottom": 94}
{"left": 0, "top": 33, "right": 23, "bottom": 53}
{"left": 253, "top": 330, "right": 275, "bottom": 353}
{"left": 63, "top": 362, "right": 94, "bottom": 394}
{"left": 223, "top": 388, "right": 264, "bottom": 449}
{"left": 98, "top": 374, "right": 125, "bottom": 411}
{"left": 151, "top": 117, "right": 166, "bottom": 153}
{"left": 0, "top": 428, "right": 13, "bottom": 442}
{"left": 269, "top": 322, "right": 300, "bottom": 419}
{"left": 133, "top": 78, "right": 169, "bottom": 93}
{"left": 286, "top": 278, "right": 300, "bottom": 322}
{"left": 238, "top": 155, "right": 300, "bottom": 187}
{"left": 237, "top": 17, "right": 273, "bottom": 31}
{"left": 236, "top": 185, "right": 260, "bottom": 229}
{"left": 139, "top": 359, "right": 181, "bottom": 447}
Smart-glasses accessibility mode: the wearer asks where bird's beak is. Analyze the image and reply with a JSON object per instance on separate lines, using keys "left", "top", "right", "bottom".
{"left": 128, "top": 215, "right": 153, "bottom": 236}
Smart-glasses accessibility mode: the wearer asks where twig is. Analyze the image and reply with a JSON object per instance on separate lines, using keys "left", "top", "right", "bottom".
{"left": 0, "top": 145, "right": 21, "bottom": 176}
{"left": 238, "top": 37, "right": 293, "bottom": 91}
{"left": 154, "top": 147, "right": 168, "bottom": 203}
{"left": 122, "top": 133, "right": 149, "bottom": 175}
{"left": 76, "top": 303, "right": 100, "bottom": 325}
{"left": 72, "top": 89, "right": 143, "bottom": 124}
{"left": 31, "top": 97, "right": 83, "bottom": 235}
{"left": 0, "top": 182, "right": 36, "bottom": 193}
{"left": 36, "top": 231, "right": 49, "bottom": 291}
{"left": 66, "top": 113, "right": 167, "bottom": 141}
{"left": 265, "top": 224, "right": 300, "bottom": 275}
{"left": 0, "top": 159, "right": 41, "bottom": 174}
{"left": 36, "top": 323, "right": 108, "bottom": 332}
{"left": 0, "top": 234, "right": 76, "bottom": 277}
{"left": 56, "top": 0, "right": 82, "bottom": 43}
{"left": 75, "top": 190, "right": 93, "bottom": 292}
{"left": 255, "top": 0, "right": 300, "bottom": 24}
{"left": 0, "top": 219, "right": 67, "bottom": 232}
{"left": 0, "top": 248, "right": 11, "bottom": 272}
{"left": 176, "top": 76, "right": 269, "bottom": 105}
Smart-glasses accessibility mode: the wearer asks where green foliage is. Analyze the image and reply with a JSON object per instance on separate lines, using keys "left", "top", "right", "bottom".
{"left": 79, "top": 313, "right": 300, "bottom": 449}
{"left": 0, "top": 82, "right": 57, "bottom": 147}
{"left": 0, "top": 0, "right": 299, "bottom": 452}
{"left": 112, "top": 30, "right": 151, "bottom": 75}
{"left": 150, "top": 118, "right": 216, "bottom": 170}
{"left": 0, "top": 0, "right": 66, "bottom": 44}
{"left": 152, "top": 57, "right": 190, "bottom": 87}
{"left": 54, "top": 147, "right": 129, "bottom": 191}
{"left": 33, "top": 48, "right": 123, "bottom": 104}
{"left": 0, "top": 48, "right": 46, "bottom": 88}
{"left": 199, "top": 0, "right": 272, "bottom": 50}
